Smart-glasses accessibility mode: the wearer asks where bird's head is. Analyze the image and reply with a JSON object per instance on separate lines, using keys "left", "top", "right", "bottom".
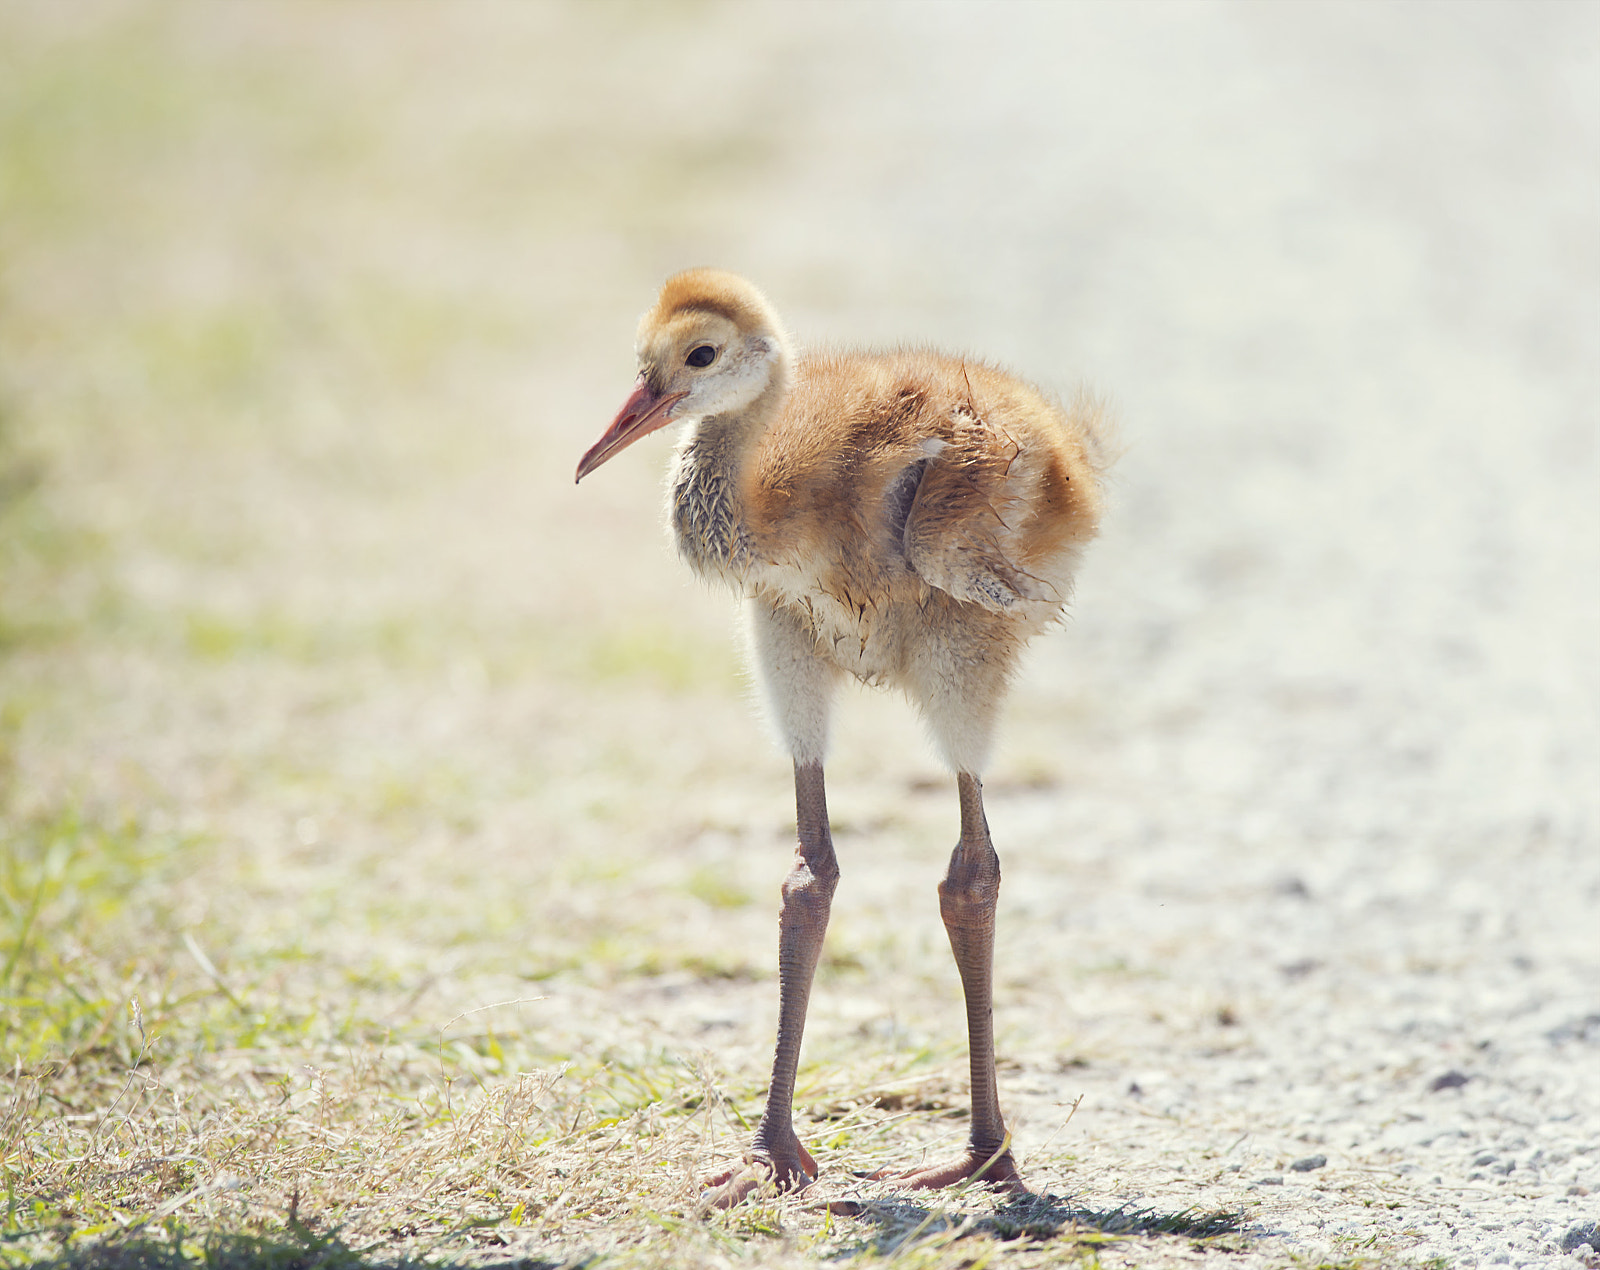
{"left": 576, "top": 269, "right": 791, "bottom": 482}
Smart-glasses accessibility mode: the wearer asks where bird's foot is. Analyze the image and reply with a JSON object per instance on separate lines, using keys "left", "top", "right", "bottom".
{"left": 870, "top": 1146, "right": 1027, "bottom": 1194}
{"left": 700, "top": 1138, "right": 817, "bottom": 1210}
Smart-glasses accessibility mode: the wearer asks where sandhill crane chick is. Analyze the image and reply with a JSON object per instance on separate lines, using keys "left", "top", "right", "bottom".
{"left": 577, "top": 269, "right": 1105, "bottom": 1205}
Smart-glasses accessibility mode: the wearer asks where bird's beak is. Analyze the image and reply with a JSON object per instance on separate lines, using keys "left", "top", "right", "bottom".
{"left": 575, "top": 373, "right": 688, "bottom": 483}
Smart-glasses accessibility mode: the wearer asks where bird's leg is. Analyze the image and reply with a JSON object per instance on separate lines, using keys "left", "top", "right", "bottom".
{"left": 879, "top": 771, "right": 1025, "bottom": 1193}
{"left": 702, "top": 759, "right": 838, "bottom": 1208}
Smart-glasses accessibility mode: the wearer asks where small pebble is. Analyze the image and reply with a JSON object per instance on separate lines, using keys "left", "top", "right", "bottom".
{"left": 1291, "top": 1154, "right": 1327, "bottom": 1172}
{"left": 1257, "top": 1175, "right": 1284, "bottom": 1185}
{"left": 1563, "top": 1222, "right": 1600, "bottom": 1252}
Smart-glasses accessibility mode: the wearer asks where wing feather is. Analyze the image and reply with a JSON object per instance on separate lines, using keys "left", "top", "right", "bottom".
{"left": 902, "top": 408, "right": 1065, "bottom": 613}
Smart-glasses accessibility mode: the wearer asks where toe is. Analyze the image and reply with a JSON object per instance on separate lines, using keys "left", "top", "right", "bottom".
{"left": 871, "top": 1150, "right": 1026, "bottom": 1193}
{"left": 699, "top": 1169, "right": 766, "bottom": 1211}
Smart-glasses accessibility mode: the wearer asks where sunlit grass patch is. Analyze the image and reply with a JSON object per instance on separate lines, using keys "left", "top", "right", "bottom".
{"left": 0, "top": 395, "right": 107, "bottom": 654}
{"left": 180, "top": 612, "right": 328, "bottom": 665}
{"left": 514, "top": 933, "right": 762, "bottom": 989}
{"left": 128, "top": 308, "right": 286, "bottom": 414}
{"left": 581, "top": 623, "right": 741, "bottom": 694}
{"left": 152, "top": 602, "right": 738, "bottom": 708}
{"left": 165, "top": 608, "right": 454, "bottom": 672}
{"left": 0, "top": 6, "right": 203, "bottom": 236}
{"left": 684, "top": 864, "right": 754, "bottom": 911}
{"left": 0, "top": 806, "right": 203, "bottom": 1066}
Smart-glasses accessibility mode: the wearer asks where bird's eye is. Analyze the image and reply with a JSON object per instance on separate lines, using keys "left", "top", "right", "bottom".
{"left": 685, "top": 345, "right": 717, "bottom": 368}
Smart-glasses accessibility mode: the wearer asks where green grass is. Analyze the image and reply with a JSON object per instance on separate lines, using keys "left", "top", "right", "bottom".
{"left": 1, "top": 807, "right": 201, "bottom": 1065}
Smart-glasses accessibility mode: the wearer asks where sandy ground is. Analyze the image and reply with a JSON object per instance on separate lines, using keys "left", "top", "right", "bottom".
{"left": 3, "top": 3, "right": 1597, "bottom": 1267}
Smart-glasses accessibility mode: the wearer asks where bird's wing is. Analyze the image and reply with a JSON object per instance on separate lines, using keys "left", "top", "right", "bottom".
{"left": 898, "top": 410, "right": 1063, "bottom": 613}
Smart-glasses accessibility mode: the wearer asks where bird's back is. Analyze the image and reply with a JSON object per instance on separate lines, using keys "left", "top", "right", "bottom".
{"left": 735, "top": 348, "right": 1105, "bottom": 682}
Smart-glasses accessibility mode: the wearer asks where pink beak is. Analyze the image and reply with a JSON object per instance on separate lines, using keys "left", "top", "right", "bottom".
{"left": 575, "top": 373, "right": 688, "bottom": 483}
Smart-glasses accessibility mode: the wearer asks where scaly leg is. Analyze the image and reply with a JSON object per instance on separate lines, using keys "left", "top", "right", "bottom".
{"left": 702, "top": 760, "right": 838, "bottom": 1207}
{"left": 880, "top": 772, "right": 1025, "bottom": 1192}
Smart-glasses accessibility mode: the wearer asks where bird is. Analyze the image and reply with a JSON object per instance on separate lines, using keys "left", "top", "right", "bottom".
{"left": 575, "top": 269, "right": 1105, "bottom": 1206}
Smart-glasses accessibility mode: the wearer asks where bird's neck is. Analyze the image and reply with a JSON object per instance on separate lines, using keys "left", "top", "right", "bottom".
{"left": 668, "top": 377, "right": 784, "bottom": 582}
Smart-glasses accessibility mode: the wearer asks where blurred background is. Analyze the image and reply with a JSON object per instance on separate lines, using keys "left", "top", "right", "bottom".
{"left": 1, "top": 0, "right": 1596, "bottom": 1250}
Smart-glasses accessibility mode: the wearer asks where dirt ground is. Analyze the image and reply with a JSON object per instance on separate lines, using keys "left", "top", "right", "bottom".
{"left": 2, "top": 4, "right": 1596, "bottom": 1268}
